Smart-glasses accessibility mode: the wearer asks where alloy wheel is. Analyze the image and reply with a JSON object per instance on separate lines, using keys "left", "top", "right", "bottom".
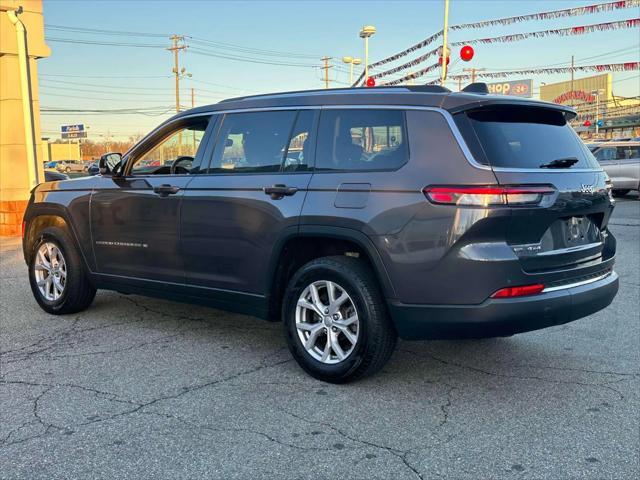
{"left": 295, "top": 280, "right": 359, "bottom": 364}
{"left": 34, "top": 242, "right": 67, "bottom": 301}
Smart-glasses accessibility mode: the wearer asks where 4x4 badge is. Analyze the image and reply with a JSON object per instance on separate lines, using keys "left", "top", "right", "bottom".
{"left": 580, "top": 184, "right": 596, "bottom": 194}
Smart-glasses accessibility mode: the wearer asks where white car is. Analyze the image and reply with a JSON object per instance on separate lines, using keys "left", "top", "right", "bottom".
{"left": 591, "top": 142, "right": 640, "bottom": 197}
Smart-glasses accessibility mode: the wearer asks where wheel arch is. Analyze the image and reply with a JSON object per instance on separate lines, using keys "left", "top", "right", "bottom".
{"left": 265, "top": 225, "right": 396, "bottom": 322}
{"left": 23, "top": 204, "right": 93, "bottom": 272}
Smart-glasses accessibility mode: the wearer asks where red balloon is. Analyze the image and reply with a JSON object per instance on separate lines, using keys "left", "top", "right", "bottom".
{"left": 438, "top": 55, "right": 450, "bottom": 66}
{"left": 366, "top": 77, "right": 376, "bottom": 87}
{"left": 460, "top": 45, "right": 474, "bottom": 62}
{"left": 583, "top": 120, "right": 592, "bottom": 127}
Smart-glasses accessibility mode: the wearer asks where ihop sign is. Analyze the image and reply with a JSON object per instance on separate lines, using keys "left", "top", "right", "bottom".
{"left": 486, "top": 79, "right": 533, "bottom": 98}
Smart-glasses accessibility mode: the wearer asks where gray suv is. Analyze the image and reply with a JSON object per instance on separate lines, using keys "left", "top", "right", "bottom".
{"left": 22, "top": 85, "right": 619, "bottom": 383}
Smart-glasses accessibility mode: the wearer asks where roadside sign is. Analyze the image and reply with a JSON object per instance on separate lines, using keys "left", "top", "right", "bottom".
{"left": 486, "top": 79, "right": 533, "bottom": 98}
{"left": 61, "top": 124, "right": 87, "bottom": 139}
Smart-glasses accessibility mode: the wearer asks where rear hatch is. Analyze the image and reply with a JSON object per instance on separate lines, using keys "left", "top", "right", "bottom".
{"left": 453, "top": 104, "right": 615, "bottom": 275}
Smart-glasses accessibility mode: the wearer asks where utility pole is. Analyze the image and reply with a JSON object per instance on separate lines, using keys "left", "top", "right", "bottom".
{"left": 167, "top": 35, "right": 187, "bottom": 113}
{"left": 440, "top": 0, "right": 450, "bottom": 86}
{"left": 463, "top": 67, "right": 486, "bottom": 83}
{"left": 321, "top": 57, "right": 333, "bottom": 89}
{"left": 191, "top": 87, "right": 195, "bottom": 108}
{"left": 570, "top": 55, "right": 575, "bottom": 107}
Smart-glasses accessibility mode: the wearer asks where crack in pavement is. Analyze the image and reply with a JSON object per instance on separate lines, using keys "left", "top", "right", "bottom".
{"left": 272, "top": 404, "right": 459, "bottom": 480}
{"left": 400, "top": 349, "right": 629, "bottom": 401}
{"left": 1, "top": 293, "right": 279, "bottom": 372}
{"left": 0, "top": 352, "right": 293, "bottom": 449}
{"left": 138, "top": 410, "right": 339, "bottom": 452}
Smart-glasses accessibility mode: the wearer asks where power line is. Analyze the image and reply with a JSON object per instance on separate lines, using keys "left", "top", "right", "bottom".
{"left": 46, "top": 37, "right": 165, "bottom": 48}
{"left": 188, "top": 47, "right": 318, "bottom": 67}
{"left": 39, "top": 90, "right": 178, "bottom": 103}
{"left": 45, "top": 24, "right": 169, "bottom": 38}
{"left": 40, "top": 83, "right": 175, "bottom": 96}
{"left": 41, "top": 73, "right": 172, "bottom": 79}
{"left": 40, "top": 79, "right": 177, "bottom": 91}
{"left": 45, "top": 24, "right": 323, "bottom": 60}
{"left": 188, "top": 36, "right": 320, "bottom": 60}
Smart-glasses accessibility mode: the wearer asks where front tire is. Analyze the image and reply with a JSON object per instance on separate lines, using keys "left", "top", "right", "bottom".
{"left": 28, "top": 226, "right": 96, "bottom": 314}
{"left": 283, "top": 256, "right": 397, "bottom": 383}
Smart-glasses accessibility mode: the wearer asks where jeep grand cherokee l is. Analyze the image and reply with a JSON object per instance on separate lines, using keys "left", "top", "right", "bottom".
{"left": 22, "top": 85, "right": 619, "bottom": 383}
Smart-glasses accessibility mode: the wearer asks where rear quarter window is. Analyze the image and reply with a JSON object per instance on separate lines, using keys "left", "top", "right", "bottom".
{"left": 316, "top": 109, "right": 409, "bottom": 172}
{"left": 617, "top": 146, "right": 640, "bottom": 160}
{"left": 454, "top": 106, "right": 599, "bottom": 170}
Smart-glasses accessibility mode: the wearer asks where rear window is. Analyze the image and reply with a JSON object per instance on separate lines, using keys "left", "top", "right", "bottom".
{"left": 455, "top": 106, "right": 599, "bottom": 169}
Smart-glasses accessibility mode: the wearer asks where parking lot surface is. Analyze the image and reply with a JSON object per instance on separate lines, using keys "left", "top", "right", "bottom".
{"left": 1, "top": 195, "right": 638, "bottom": 480}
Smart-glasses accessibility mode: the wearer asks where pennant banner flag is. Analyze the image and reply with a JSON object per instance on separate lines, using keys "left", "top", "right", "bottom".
{"left": 448, "top": 62, "right": 639, "bottom": 80}
{"left": 451, "top": 0, "right": 639, "bottom": 30}
{"left": 452, "top": 18, "right": 639, "bottom": 46}
{"left": 381, "top": 62, "right": 441, "bottom": 86}
{"left": 370, "top": 47, "right": 441, "bottom": 80}
{"left": 353, "top": 1, "right": 640, "bottom": 86}
{"left": 351, "top": 30, "right": 443, "bottom": 86}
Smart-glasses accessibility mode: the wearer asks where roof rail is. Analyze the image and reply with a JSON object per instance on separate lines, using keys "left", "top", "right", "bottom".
{"left": 218, "top": 85, "right": 451, "bottom": 103}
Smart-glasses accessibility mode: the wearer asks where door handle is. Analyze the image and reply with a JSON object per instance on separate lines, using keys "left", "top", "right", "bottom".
{"left": 153, "top": 184, "right": 180, "bottom": 197}
{"left": 263, "top": 184, "right": 298, "bottom": 200}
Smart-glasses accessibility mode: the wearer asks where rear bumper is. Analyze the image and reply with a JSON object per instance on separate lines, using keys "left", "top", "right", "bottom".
{"left": 388, "top": 271, "right": 619, "bottom": 340}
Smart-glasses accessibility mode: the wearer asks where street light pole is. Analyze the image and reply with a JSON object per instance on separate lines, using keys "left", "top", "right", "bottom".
{"left": 591, "top": 89, "right": 605, "bottom": 136}
{"left": 359, "top": 26, "right": 376, "bottom": 83}
{"left": 342, "top": 56, "right": 362, "bottom": 85}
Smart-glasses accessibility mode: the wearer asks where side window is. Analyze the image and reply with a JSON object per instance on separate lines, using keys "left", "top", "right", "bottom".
{"left": 617, "top": 146, "right": 640, "bottom": 160}
{"left": 594, "top": 148, "right": 616, "bottom": 162}
{"left": 131, "top": 121, "right": 208, "bottom": 175}
{"left": 283, "top": 110, "right": 315, "bottom": 172}
{"left": 316, "top": 109, "right": 409, "bottom": 171}
{"left": 210, "top": 111, "right": 296, "bottom": 173}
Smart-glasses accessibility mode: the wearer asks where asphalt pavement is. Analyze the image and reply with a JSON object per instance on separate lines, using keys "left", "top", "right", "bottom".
{"left": 1, "top": 194, "right": 638, "bottom": 479}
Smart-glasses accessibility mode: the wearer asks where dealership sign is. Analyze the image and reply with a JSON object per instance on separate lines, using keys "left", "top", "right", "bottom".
{"left": 486, "top": 79, "right": 533, "bottom": 98}
{"left": 61, "top": 124, "right": 87, "bottom": 139}
{"left": 553, "top": 90, "right": 597, "bottom": 104}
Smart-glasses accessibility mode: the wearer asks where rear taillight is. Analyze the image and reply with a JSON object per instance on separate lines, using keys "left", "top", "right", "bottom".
{"left": 423, "top": 186, "right": 555, "bottom": 207}
{"left": 491, "top": 284, "right": 545, "bottom": 298}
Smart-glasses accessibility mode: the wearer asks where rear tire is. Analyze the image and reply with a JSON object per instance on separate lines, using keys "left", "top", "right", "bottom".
{"left": 612, "top": 189, "right": 630, "bottom": 197}
{"left": 282, "top": 256, "right": 397, "bottom": 383}
{"left": 28, "top": 226, "right": 96, "bottom": 315}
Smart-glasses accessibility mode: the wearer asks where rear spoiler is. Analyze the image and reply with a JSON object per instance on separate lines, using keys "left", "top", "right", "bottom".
{"left": 446, "top": 96, "right": 577, "bottom": 121}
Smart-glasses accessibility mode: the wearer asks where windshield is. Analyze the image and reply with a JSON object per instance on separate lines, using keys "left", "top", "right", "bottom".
{"left": 454, "top": 106, "right": 599, "bottom": 169}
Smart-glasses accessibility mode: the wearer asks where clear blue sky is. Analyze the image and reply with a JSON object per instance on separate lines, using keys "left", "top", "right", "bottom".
{"left": 39, "top": 0, "right": 640, "bottom": 140}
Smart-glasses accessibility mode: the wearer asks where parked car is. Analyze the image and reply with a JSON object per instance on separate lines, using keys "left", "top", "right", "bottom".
{"left": 43, "top": 170, "right": 70, "bottom": 182}
{"left": 22, "top": 85, "right": 619, "bottom": 383}
{"left": 590, "top": 141, "right": 640, "bottom": 196}
{"left": 51, "top": 159, "right": 88, "bottom": 173}
{"left": 87, "top": 161, "right": 100, "bottom": 176}
{"left": 44, "top": 161, "right": 63, "bottom": 170}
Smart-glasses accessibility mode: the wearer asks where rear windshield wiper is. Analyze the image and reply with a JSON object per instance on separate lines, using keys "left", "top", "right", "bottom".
{"left": 539, "top": 157, "right": 579, "bottom": 169}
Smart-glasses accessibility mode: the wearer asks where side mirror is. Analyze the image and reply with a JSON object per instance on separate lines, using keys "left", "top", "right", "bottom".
{"left": 99, "top": 152, "right": 123, "bottom": 176}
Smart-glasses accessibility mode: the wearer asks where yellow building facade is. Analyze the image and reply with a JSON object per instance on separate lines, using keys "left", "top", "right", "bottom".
{"left": 0, "top": 0, "right": 49, "bottom": 236}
